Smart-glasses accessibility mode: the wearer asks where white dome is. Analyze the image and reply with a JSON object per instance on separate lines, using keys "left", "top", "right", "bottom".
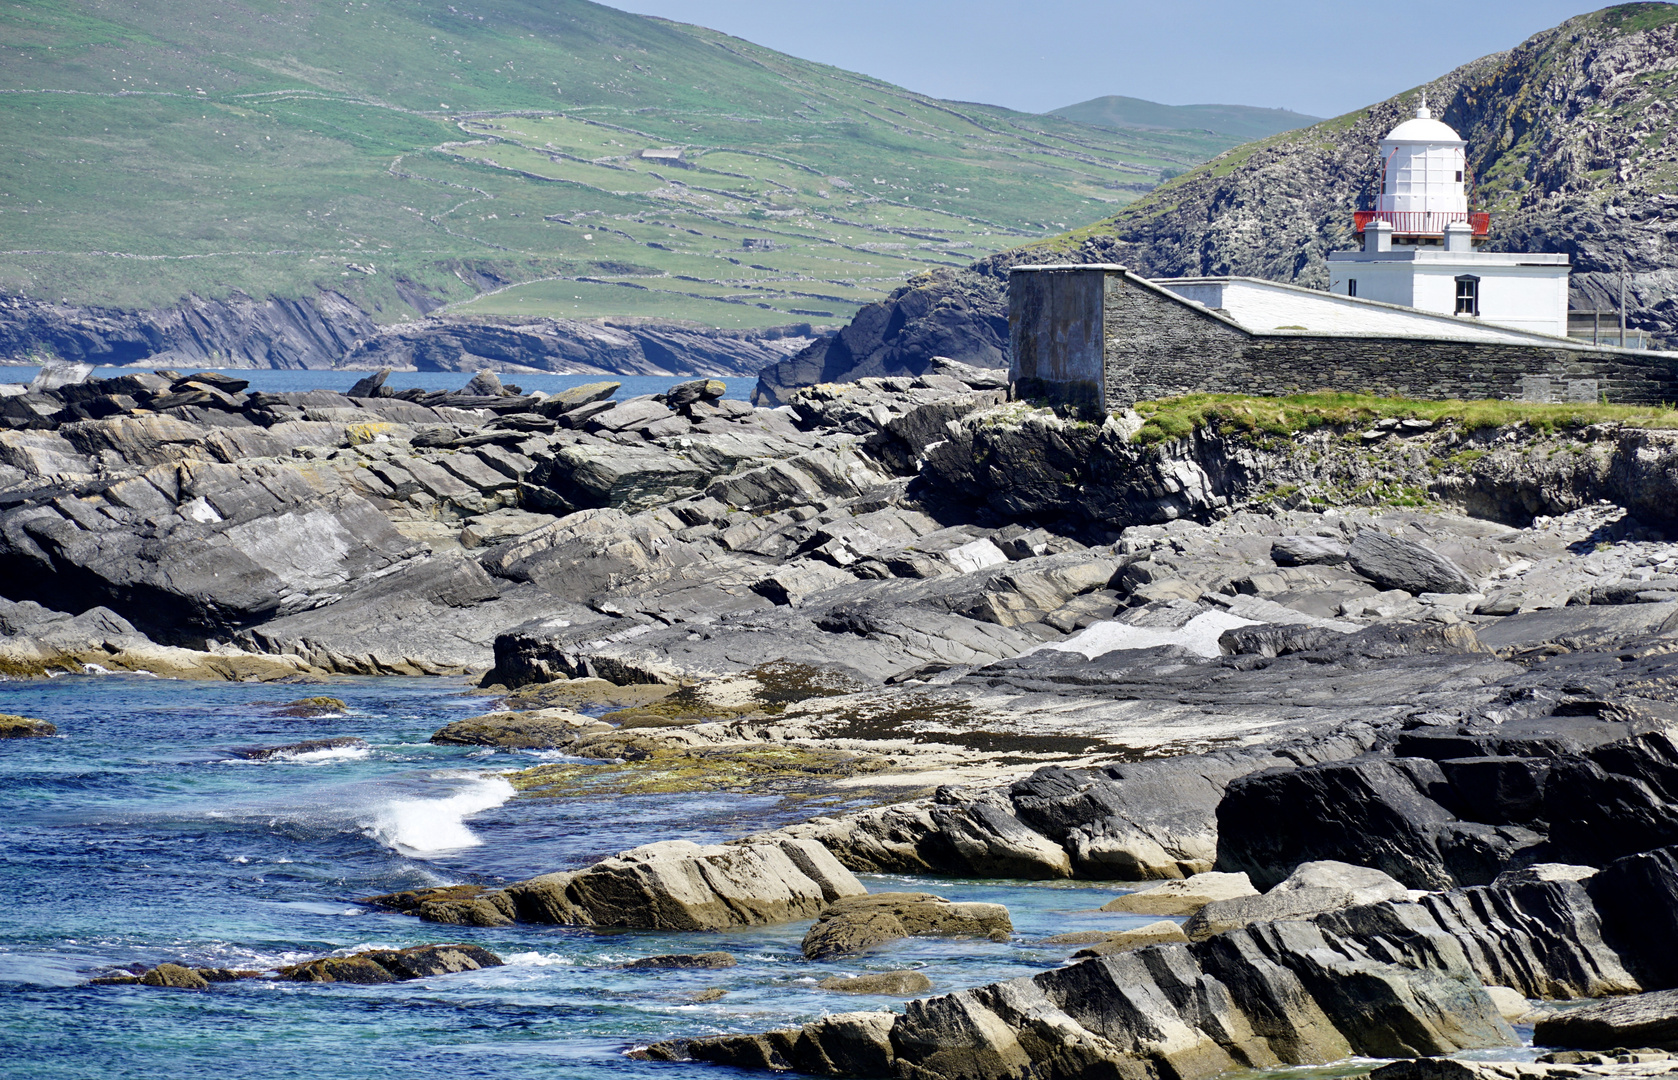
{"left": 1382, "top": 115, "right": 1464, "bottom": 144}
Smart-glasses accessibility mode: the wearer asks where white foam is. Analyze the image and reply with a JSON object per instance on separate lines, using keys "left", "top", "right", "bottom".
{"left": 364, "top": 775, "right": 515, "bottom": 855}
{"left": 1048, "top": 610, "right": 1260, "bottom": 660}
{"left": 503, "top": 951, "right": 577, "bottom": 967}
{"left": 272, "top": 745, "right": 371, "bottom": 764}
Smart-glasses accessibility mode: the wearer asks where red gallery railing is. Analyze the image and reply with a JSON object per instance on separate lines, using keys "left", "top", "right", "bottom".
{"left": 1353, "top": 210, "right": 1490, "bottom": 236}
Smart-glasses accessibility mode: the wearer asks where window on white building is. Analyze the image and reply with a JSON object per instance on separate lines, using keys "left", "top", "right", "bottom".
{"left": 1454, "top": 275, "right": 1480, "bottom": 316}
{"left": 1347, "top": 279, "right": 1357, "bottom": 298}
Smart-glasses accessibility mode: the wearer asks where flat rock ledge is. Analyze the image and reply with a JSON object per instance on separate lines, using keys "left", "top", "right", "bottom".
{"left": 366, "top": 836, "right": 865, "bottom": 931}
{"left": 89, "top": 944, "right": 502, "bottom": 988}
{"left": 819, "top": 971, "right": 934, "bottom": 996}
{"left": 429, "top": 707, "right": 608, "bottom": 749}
{"left": 801, "top": 893, "right": 1012, "bottom": 959}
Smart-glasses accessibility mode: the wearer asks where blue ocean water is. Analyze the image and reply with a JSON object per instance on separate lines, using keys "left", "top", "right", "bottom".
{"left": 0, "top": 675, "right": 1163, "bottom": 1080}
{"left": 0, "top": 367, "right": 758, "bottom": 402}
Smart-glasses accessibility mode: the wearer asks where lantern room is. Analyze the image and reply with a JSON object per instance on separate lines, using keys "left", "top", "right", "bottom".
{"left": 1352, "top": 97, "right": 1488, "bottom": 243}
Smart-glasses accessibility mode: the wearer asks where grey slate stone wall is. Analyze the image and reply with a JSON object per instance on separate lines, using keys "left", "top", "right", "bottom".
{"left": 1011, "top": 266, "right": 1678, "bottom": 409}
{"left": 1101, "top": 273, "right": 1246, "bottom": 405}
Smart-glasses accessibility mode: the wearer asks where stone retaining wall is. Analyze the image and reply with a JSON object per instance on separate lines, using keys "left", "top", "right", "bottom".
{"left": 1009, "top": 266, "right": 1678, "bottom": 410}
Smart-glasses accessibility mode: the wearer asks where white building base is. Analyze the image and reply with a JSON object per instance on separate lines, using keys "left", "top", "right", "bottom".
{"left": 1326, "top": 248, "right": 1571, "bottom": 338}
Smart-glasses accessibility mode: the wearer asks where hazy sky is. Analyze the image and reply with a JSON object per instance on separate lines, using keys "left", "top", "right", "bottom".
{"left": 605, "top": 0, "right": 1622, "bottom": 118}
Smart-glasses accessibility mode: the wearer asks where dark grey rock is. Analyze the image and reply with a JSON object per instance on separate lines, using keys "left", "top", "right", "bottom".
{"left": 1349, "top": 530, "right": 1476, "bottom": 595}
{"left": 1272, "top": 535, "right": 1350, "bottom": 566}
{"left": 1535, "top": 989, "right": 1678, "bottom": 1051}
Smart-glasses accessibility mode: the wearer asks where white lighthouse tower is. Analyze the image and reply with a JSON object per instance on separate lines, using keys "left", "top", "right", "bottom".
{"left": 1327, "top": 97, "right": 1570, "bottom": 337}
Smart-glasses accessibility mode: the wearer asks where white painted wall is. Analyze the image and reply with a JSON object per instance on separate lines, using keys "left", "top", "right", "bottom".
{"left": 1328, "top": 262, "right": 1414, "bottom": 308}
{"left": 1328, "top": 253, "right": 1570, "bottom": 338}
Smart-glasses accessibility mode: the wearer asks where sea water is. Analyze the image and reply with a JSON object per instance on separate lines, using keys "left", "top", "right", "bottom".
{"left": 0, "top": 367, "right": 760, "bottom": 402}
{"left": 0, "top": 675, "right": 1171, "bottom": 1079}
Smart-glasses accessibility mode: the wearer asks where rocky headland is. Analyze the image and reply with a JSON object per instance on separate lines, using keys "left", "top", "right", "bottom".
{"left": 756, "top": 6, "right": 1678, "bottom": 403}
{"left": 9, "top": 360, "right": 1678, "bottom": 1077}
{"left": 0, "top": 290, "right": 822, "bottom": 377}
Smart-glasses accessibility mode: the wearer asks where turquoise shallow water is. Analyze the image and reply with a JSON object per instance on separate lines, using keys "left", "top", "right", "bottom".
{"left": 0, "top": 675, "right": 1170, "bottom": 1079}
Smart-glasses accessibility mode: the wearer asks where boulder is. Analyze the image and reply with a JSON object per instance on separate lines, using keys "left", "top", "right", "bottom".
{"left": 1215, "top": 757, "right": 1521, "bottom": 890}
{"left": 819, "top": 970, "right": 934, "bottom": 995}
{"left": 346, "top": 369, "right": 392, "bottom": 398}
{"left": 1535, "top": 989, "right": 1678, "bottom": 1051}
{"left": 501, "top": 837, "right": 866, "bottom": 931}
{"left": 463, "top": 371, "right": 504, "bottom": 396}
{"left": 1272, "top": 535, "right": 1350, "bottom": 566}
{"left": 538, "top": 380, "right": 619, "bottom": 415}
{"left": 801, "top": 892, "right": 1012, "bottom": 959}
{"left": 280, "top": 943, "right": 503, "bottom": 984}
{"left": 649, "top": 1011, "right": 898, "bottom": 1077}
{"left": 1183, "top": 860, "right": 1409, "bottom": 940}
{"left": 1069, "top": 920, "right": 1190, "bottom": 958}
{"left": 622, "top": 952, "right": 736, "bottom": 970}
{"left": 1099, "top": 871, "right": 1258, "bottom": 915}
{"left": 1349, "top": 530, "right": 1476, "bottom": 594}
{"left": 277, "top": 697, "right": 348, "bottom": 717}
{"left": 666, "top": 378, "right": 727, "bottom": 409}
{"left": 0, "top": 713, "right": 56, "bottom": 738}
{"left": 430, "top": 708, "right": 608, "bottom": 749}
{"left": 139, "top": 963, "right": 211, "bottom": 989}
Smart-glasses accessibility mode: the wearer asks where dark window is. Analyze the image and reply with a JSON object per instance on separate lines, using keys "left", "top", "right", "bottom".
{"left": 1455, "top": 170, "right": 1464, "bottom": 182}
{"left": 1455, "top": 275, "right": 1479, "bottom": 316}
{"left": 1346, "top": 279, "right": 1357, "bottom": 298}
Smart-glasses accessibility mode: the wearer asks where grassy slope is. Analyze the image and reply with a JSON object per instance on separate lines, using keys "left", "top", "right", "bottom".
{"left": 0, "top": 0, "right": 1248, "bottom": 329}
{"left": 1048, "top": 96, "right": 1322, "bottom": 142}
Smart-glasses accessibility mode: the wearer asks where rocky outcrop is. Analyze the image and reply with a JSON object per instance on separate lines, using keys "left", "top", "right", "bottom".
{"left": 368, "top": 836, "right": 866, "bottom": 931}
{"left": 0, "top": 712, "right": 56, "bottom": 737}
{"left": 0, "top": 291, "right": 377, "bottom": 370}
{"left": 279, "top": 944, "right": 504, "bottom": 984}
{"left": 670, "top": 840, "right": 1678, "bottom": 1080}
{"left": 820, "top": 971, "right": 933, "bottom": 995}
{"left": 343, "top": 317, "right": 819, "bottom": 377}
{"left": 800, "top": 893, "right": 1012, "bottom": 959}
{"left": 1536, "top": 990, "right": 1678, "bottom": 1051}
{"left": 1098, "top": 871, "right": 1257, "bottom": 915}
{"left": 232, "top": 737, "right": 366, "bottom": 760}
{"left": 753, "top": 272, "right": 1007, "bottom": 405}
{"left": 0, "top": 289, "right": 823, "bottom": 375}
{"left": 1373, "top": 1059, "right": 1678, "bottom": 1080}
{"left": 1182, "top": 861, "right": 1410, "bottom": 940}
{"left": 429, "top": 707, "right": 608, "bottom": 749}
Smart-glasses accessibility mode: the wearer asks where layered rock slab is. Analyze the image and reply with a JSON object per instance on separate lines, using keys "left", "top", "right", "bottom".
{"left": 371, "top": 837, "right": 865, "bottom": 931}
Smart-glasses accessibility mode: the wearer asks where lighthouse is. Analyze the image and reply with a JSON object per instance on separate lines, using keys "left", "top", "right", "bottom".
{"left": 1327, "top": 97, "right": 1570, "bottom": 337}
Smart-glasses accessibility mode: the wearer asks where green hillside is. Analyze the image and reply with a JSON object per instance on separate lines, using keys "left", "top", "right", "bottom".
{"left": 1049, "top": 96, "right": 1322, "bottom": 142}
{"left": 0, "top": 0, "right": 1250, "bottom": 329}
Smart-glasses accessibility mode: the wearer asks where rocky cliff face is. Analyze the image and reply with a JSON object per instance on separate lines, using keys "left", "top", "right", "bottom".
{"left": 0, "top": 291, "right": 821, "bottom": 376}
{"left": 762, "top": 4, "right": 1678, "bottom": 400}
